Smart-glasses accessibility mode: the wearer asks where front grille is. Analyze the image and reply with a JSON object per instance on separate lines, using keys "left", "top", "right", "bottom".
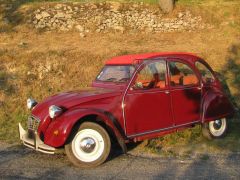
{"left": 28, "top": 116, "right": 40, "bottom": 131}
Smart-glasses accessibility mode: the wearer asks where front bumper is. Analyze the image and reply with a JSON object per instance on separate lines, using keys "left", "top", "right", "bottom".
{"left": 18, "top": 123, "right": 55, "bottom": 154}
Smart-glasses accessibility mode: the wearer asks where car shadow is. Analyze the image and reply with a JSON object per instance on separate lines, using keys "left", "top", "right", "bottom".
{"left": 108, "top": 141, "right": 142, "bottom": 161}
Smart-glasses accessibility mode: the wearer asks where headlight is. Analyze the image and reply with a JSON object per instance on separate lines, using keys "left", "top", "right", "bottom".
{"left": 27, "top": 98, "right": 37, "bottom": 110}
{"left": 49, "top": 105, "right": 63, "bottom": 119}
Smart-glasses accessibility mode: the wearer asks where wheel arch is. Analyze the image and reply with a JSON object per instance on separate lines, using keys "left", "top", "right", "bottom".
{"left": 66, "top": 114, "right": 118, "bottom": 144}
{"left": 44, "top": 108, "right": 127, "bottom": 153}
{"left": 66, "top": 112, "right": 128, "bottom": 154}
{"left": 201, "top": 90, "right": 235, "bottom": 123}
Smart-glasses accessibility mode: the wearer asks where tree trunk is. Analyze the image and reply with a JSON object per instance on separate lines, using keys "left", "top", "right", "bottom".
{"left": 159, "top": 0, "right": 174, "bottom": 13}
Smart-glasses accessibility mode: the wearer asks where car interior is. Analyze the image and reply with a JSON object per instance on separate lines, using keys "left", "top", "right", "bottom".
{"left": 135, "top": 61, "right": 199, "bottom": 89}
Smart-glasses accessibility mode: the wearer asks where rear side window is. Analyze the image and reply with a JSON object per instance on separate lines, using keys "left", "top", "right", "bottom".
{"left": 169, "top": 61, "right": 199, "bottom": 86}
{"left": 195, "top": 61, "right": 215, "bottom": 83}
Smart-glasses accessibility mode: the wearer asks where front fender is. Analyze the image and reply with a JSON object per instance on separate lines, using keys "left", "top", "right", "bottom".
{"left": 202, "top": 89, "right": 235, "bottom": 122}
{"left": 44, "top": 108, "right": 126, "bottom": 150}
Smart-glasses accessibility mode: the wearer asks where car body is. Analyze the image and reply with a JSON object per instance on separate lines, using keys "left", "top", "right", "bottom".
{"left": 19, "top": 52, "right": 235, "bottom": 167}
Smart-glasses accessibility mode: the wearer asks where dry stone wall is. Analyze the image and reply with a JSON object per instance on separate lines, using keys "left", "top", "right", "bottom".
{"left": 32, "top": 2, "right": 212, "bottom": 36}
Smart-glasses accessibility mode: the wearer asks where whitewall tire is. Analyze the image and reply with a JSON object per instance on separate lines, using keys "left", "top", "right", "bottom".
{"left": 65, "top": 122, "right": 111, "bottom": 168}
{"left": 202, "top": 118, "right": 228, "bottom": 140}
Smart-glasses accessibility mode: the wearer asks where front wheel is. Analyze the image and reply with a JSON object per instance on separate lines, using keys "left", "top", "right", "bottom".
{"left": 202, "top": 118, "right": 228, "bottom": 140}
{"left": 65, "top": 122, "right": 111, "bottom": 168}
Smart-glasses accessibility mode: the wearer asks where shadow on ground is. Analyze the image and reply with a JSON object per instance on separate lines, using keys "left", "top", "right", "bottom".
{"left": 143, "top": 42, "right": 240, "bottom": 155}
{"left": 1, "top": 143, "right": 240, "bottom": 179}
{"left": 221, "top": 42, "right": 240, "bottom": 110}
{"left": 153, "top": 152, "right": 240, "bottom": 179}
{"left": 0, "top": 0, "right": 42, "bottom": 32}
{"left": 0, "top": 0, "right": 26, "bottom": 31}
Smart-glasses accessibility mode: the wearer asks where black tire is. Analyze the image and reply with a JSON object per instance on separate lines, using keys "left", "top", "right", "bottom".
{"left": 159, "top": 0, "right": 174, "bottom": 13}
{"left": 202, "top": 118, "right": 228, "bottom": 140}
{"left": 65, "top": 122, "right": 111, "bottom": 168}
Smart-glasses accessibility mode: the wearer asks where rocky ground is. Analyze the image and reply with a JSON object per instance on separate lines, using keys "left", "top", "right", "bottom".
{"left": 29, "top": 2, "right": 211, "bottom": 37}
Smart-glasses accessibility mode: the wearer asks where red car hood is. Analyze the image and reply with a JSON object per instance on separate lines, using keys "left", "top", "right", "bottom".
{"left": 31, "top": 87, "right": 121, "bottom": 120}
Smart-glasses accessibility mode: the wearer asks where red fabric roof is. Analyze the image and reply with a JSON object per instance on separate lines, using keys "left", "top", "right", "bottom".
{"left": 105, "top": 52, "right": 200, "bottom": 65}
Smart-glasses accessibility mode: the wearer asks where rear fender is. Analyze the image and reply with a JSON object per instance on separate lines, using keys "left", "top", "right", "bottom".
{"left": 44, "top": 108, "right": 127, "bottom": 153}
{"left": 202, "top": 89, "right": 235, "bottom": 123}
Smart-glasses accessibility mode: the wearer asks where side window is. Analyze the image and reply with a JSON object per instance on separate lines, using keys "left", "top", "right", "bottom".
{"left": 134, "top": 61, "right": 166, "bottom": 89}
{"left": 169, "top": 61, "right": 199, "bottom": 86}
{"left": 195, "top": 61, "right": 215, "bottom": 83}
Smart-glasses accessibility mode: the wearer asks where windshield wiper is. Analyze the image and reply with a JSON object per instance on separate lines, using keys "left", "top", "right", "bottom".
{"left": 105, "top": 78, "right": 117, "bottom": 82}
{"left": 115, "top": 78, "right": 129, "bottom": 82}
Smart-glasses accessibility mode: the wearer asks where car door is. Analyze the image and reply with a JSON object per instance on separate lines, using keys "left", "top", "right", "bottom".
{"left": 124, "top": 60, "right": 174, "bottom": 137}
{"left": 168, "top": 60, "right": 201, "bottom": 126}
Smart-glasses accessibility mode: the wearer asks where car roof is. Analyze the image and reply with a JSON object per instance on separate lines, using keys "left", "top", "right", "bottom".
{"left": 105, "top": 52, "right": 201, "bottom": 65}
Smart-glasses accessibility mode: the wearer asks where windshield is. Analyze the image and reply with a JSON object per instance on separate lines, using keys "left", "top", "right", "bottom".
{"left": 96, "top": 65, "right": 135, "bottom": 83}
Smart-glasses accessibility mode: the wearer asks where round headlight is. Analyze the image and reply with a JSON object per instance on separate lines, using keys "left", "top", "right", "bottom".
{"left": 27, "top": 98, "right": 37, "bottom": 110}
{"left": 49, "top": 105, "right": 63, "bottom": 119}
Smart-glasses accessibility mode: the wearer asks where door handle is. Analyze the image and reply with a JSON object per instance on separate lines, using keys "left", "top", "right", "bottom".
{"left": 165, "top": 91, "right": 170, "bottom": 94}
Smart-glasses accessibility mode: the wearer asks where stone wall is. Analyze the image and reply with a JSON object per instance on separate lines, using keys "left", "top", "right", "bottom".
{"left": 32, "top": 2, "right": 212, "bottom": 37}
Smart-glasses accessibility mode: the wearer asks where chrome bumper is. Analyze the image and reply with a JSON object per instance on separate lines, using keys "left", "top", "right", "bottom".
{"left": 18, "top": 123, "right": 55, "bottom": 154}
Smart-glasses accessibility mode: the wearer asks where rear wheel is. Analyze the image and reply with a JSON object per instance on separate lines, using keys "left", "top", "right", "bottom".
{"left": 202, "top": 118, "right": 228, "bottom": 140}
{"left": 65, "top": 122, "right": 111, "bottom": 168}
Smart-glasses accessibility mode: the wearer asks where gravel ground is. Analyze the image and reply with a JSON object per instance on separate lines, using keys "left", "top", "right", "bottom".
{"left": 0, "top": 142, "right": 240, "bottom": 180}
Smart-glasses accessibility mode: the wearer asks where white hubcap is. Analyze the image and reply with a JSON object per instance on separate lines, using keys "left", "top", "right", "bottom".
{"left": 72, "top": 129, "right": 105, "bottom": 162}
{"left": 209, "top": 118, "right": 226, "bottom": 137}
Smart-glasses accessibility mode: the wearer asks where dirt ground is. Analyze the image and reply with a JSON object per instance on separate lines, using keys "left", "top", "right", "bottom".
{"left": 0, "top": 141, "right": 240, "bottom": 179}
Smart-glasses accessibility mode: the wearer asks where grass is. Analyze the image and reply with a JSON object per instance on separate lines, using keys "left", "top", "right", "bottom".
{"left": 0, "top": 0, "right": 239, "bottom": 156}
{"left": 140, "top": 118, "right": 240, "bottom": 156}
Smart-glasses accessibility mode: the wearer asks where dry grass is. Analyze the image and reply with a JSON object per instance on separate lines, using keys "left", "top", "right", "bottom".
{"left": 0, "top": 0, "right": 239, "bottom": 155}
